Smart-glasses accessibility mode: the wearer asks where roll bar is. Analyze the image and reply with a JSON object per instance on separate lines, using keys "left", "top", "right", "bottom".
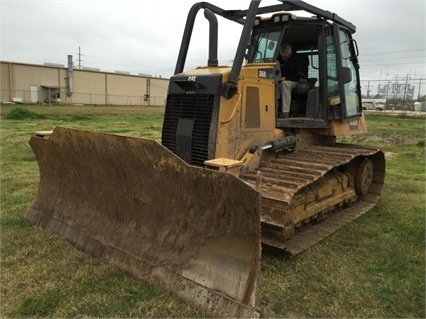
{"left": 174, "top": 0, "right": 356, "bottom": 99}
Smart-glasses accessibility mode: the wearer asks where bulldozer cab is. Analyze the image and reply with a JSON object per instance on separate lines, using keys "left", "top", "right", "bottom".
{"left": 247, "top": 16, "right": 363, "bottom": 129}
{"left": 172, "top": 0, "right": 364, "bottom": 137}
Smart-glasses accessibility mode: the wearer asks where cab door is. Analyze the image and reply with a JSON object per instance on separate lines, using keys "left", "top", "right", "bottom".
{"left": 334, "top": 26, "right": 362, "bottom": 119}
{"left": 326, "top": 25, "right": 362, "bottom": 120}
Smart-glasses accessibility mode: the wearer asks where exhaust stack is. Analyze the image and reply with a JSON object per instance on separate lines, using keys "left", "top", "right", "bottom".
{"left": 66, "top": 55, "right": 74, "bottom": 97}
{"left": 204, "top": 9, "right": 218, "bottom": 67}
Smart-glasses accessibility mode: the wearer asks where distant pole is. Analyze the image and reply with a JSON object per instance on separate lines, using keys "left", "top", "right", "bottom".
{"left": 394, "top": 75, "right": 398, "bottom": 105}
{"left": 77, "top": 46, "right": 84, "bottom": 69}
{"left": 403, "top": 74, "right": 409, "bottom": 106}
{"left": 385, "top": 73, "right": 389, "bottom": 100}
{"left": 418, "top": 78, "right": 422, "bottom": 100}
{"left": 367, "top": 81, "right": 370, "bottom": 98}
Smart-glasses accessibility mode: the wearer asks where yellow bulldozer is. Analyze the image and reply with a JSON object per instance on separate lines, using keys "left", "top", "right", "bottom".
{"left": 24, "top": 0, "right": 385, "bottom": 317}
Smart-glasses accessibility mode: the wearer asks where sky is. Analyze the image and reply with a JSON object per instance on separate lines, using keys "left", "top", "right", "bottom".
{"left": 1, "top": 0, "right": 425, "bottom": 98}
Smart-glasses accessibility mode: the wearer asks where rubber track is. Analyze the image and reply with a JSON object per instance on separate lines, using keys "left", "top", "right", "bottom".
{"left": 240, "top": 143, "right": 385, "bottom": 255}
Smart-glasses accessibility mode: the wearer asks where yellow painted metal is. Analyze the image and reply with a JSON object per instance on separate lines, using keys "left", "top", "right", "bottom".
{"left": 329, "top": 113, "right": 368, "bottom": 136}
{"left": 204, "top": 158, "right": 244, "bottom": 177}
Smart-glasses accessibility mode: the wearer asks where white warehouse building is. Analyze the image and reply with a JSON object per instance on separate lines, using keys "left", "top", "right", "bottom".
{"left": 0, "top": 57, "right": 169, "bottom": 106}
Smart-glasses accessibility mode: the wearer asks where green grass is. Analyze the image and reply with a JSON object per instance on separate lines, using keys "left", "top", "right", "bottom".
{"left": 1, "top": 106, "right": 424, "bottom": 317}
{"left": 14, "top": 289, "right": 61, "bottom": 317}
{"left": 4, "top": 107, "right": 46, "bottom": 120}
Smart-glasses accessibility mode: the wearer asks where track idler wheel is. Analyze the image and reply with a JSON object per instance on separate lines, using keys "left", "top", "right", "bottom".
{"left": 355, "top": 157, "right": 374, "bottom": 195}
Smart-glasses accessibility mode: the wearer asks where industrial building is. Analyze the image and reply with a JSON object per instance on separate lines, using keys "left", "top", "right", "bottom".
{"left": 0, "top": 57, "right": 169, "bottom": 106}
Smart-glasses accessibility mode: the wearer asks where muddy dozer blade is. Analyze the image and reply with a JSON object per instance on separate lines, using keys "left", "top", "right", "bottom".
{"left": 24, "top": 127, "right": 261, "bottom": 318}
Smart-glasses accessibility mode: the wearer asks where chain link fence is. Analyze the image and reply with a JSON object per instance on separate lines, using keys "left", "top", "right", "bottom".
{"left": 1, "top": 89, "right": 166, "bottom": 106}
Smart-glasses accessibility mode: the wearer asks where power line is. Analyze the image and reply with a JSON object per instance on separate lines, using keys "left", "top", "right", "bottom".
{"left": 361, "top": 48, "right": 426, "bottom": 57}
{"left": 361, "top": 41, "right": 425, "bottom": 51}
{"left": 362, "top": 55, "right": 425, "bottom": 63}
{"left": 360, "top": 78, "right": 426, "bottom": 82}
{"left": 362, "top": 62, "right": 425, "bottom": 68}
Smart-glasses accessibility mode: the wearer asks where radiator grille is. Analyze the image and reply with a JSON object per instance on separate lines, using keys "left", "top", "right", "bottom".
{"left": 162, "top": 94, "right": 216, "bottom": 166}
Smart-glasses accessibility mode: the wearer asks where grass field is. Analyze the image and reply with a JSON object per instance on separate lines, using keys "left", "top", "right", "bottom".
{"left": 1, "top": 105, "right": 425, "bottom": 318}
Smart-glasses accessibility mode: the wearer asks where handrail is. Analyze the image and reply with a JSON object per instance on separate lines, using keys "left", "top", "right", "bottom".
{"left": 220, "top": 92, "right": 241, "bottom": 124}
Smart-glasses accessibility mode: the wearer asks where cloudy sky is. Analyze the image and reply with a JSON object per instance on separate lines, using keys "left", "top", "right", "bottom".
{"left": 1, "top": 0, "right": 425, "bottom": 97}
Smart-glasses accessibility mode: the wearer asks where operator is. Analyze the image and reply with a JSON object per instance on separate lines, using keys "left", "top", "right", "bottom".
{"left": 277, "top": 43, "right": 309, "bottom": 118}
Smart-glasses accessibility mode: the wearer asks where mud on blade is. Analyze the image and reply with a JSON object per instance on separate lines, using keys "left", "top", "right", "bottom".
{"left": 24, "top": 127, "right": 261, "bottom": 318}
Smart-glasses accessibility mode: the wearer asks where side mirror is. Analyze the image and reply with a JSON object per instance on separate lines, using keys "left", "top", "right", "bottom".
{"left": 341, "top": 67, "right": 352, "bottom": 84}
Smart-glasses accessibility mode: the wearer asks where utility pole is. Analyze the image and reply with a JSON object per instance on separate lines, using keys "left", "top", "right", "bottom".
{"left": 77, "top": 46, "right": 84, "bottom": 69}
{"left": 145, "top": 78, "right": 151, "bottom": 106}
{"left": 403, "top": 74, "right": 409, "bottom": 106}
{"left": 367, "top": 81, "right": 370, "bottom": 98}
{"left": 393, "top": 75, "right": 398, "bottom": 105}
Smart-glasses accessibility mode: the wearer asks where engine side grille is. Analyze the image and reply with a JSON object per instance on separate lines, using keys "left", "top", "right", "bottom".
{"left": 162, "top": 94, "right": 216, "bottom": 166}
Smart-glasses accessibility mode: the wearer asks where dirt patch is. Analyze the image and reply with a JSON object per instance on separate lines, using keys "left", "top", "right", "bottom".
{"left": 341, "top": 134, "right": 421, "bottom": 145}
{"left": 385, "top": 151, "right": 398, "bottom": 160}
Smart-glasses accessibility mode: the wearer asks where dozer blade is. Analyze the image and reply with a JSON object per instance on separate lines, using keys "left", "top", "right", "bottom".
{"left": 24, "top": 127, "right": 261, "bottom": 318}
